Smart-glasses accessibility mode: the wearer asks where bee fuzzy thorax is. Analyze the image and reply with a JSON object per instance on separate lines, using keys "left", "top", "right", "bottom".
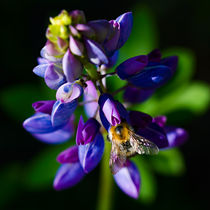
{"left": 108, "top": 122, "right": 131, "bottom": 143}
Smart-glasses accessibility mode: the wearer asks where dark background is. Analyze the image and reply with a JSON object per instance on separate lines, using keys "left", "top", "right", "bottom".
{"left": 1, "top": 0, "right": 210, "bottom": 209}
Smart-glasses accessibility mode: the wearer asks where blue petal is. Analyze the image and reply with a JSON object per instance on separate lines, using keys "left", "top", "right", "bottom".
{"left": 53, "top": 162, "right": 85, "bottom": 190}
{"left": 33, "top": 119, "right": 74, "bottom": 144}
{"left": 114, "top": 161, "right": 140, "bottom": 199}
{"left": 23, "top": 113, "right": 55, "bottom": 134}
{"left": 116, "top": 12, "right": 133, "bottom": 49}
{"left": 33, "top": 64, "right": 49, "bottom": 78}
{"left": 44, "top": 64, "right": 66, "bottom": 90}
{"left": 51, "top": 100, "right": 78, "bottom": 127}
{"left": 85, "top": 39, "right": 108, "bottom": 65}
{"left": 78, "top": 132, "right": 104, "bottom": 173}
{"left": 128, "top": 65, "right": 172, "bottom": 89}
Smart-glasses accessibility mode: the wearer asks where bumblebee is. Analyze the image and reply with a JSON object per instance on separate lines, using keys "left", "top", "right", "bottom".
{"left": 107, "top": 122, "right": 159, "bottom": 174}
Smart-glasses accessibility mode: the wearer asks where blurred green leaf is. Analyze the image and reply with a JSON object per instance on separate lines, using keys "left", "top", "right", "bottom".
{"left": 148, "top": 149, "right": 186, "bottom": 176}
{"left": 133, "top": 82, "right": 210, "bottom": 116}
{"left": 0, "top": 83, "right": 55, "bottom": 122}
{"left": 119, "top": 5, "right": 158, "bottom": 63}
{"left": 132, "top": 156, "right": 157, "bottom": 204}
{"left": 0, "top": 164, "right": 21, "bottom": 207}
{"left": 23, "top": 142, "right": 72, "bottom": 190}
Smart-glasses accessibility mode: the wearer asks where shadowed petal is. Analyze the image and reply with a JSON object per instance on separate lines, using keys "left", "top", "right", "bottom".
{"left": 57, "top": 146, "right": 79, "bottom": 164}
{"left": 44, "top": 64, "right": 66, "bottom": 90}
{"left": 116, "top": 55, "right": 148, "bottom": 80}
{"left": 70, "top": 10, "right": 86, "bottom": 24}
{"left": 161, "top": 56, "right": 178, "bottom": 73}
{"left": 41, "top": 46, "right": 62, "bottom": 63}
{"left": 148, "top": 49, "right": 162, "bottom": 62}
{"left": 76, "top": 116, "right": 85, "bottom": 145}
{"left": 63, "top": 49, "right": 83, "bottom": 82}
{"left": 53, "top": 162, "right": 85, "bottom": 190}
{"left": 124, "top": 86, "right": 154, "bottom": 103}
{"left": 32, "top": 100, "right": 56, "bottom": 114}
{"left": 78, "top": 132, "right": 104, "bottom": 173}
{"left": 114, "top": 161, "right": 140, "bottom": 199}
{"left": 136, "top": 123, "right": 168, "bottom": 148}
{"left": 164, "top": 126, "right": 188, "bottom": 148}
{"left": 101, "top": 50, "right": 119, "bottom": 70}
{"left": 128, "top": 65, "right": 172, "bottom": 89}
{"left": 23, "top": 113, "right": 55, "bottom": 134}
{"left": 153, "top": 116, "right": 167, "bottom": 128}
{"left": 88, "top": 20, "right": 111, "bottom": 43}
{"left": 51, "top": 100, "right": 77, "bottom": 127}
{"left": 85, "top": 39, "right": 108, "bottom": 65}
{"left": 75, "top": 24, "right": 95, "bottom": 38}
{"left": 115, "top": 12, "right": 133, "bottom": 49}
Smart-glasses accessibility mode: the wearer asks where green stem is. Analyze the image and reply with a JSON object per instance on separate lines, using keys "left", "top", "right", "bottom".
{"left": 96, "top": 140, "right": 113, "bottom": 210}
{"left": 84, "top": 62, "right": 100, "bottom": 81}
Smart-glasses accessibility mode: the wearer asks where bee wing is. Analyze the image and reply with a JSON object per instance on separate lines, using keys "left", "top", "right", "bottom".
{"left": 129, "top": 130, "right": 159, "bottom": 155}
{"left": 109, "top": 142, "right": 127, "bottom": 174}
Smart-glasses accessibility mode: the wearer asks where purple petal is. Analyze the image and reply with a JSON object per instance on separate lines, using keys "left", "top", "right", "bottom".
{"left": 76, "top": 116, "right": 85, "bottom": 145}
{"left": 51, "top": 100, "right": 77, "bottom": 127}
{"left": 44, "top": 64, "right": 66, "bottom": 90}
{"left": 32, "top": 100, "right": 56, "bottom": 114}
{"left": 33, "top": 118, "right": 74, "bottom": 144}
{"left": 103, "top": 20, "right": 120, "bottom": 55}
{"left": 137, "top": 123, "right": 168, "bottom": 148}
{"left": 83, "top": 81, "right": 98, "bottom": 118}
{"left": 69, "top": 35, "right": 84, "bottom": 57}
{"left": 85, "top": 39, "right": 108, "bottom": 65}
{"left": 23, "top": 113, "right": 55, "bottom": 134}
{"left": 40, "top": 46, "right": 62, "bottom": 63}
{"left": 148, "top": 49, "right": 162, "bottom": 62}
{"left": 114, "top": 161, "right": 140, "bottom": 199}
{"left": 115, "top": 12, "right": 133, "bottom": 49}
{"left": 128, "top": 65, "right": 172, "bottom": 89}
{"left": 33, "top": 64, "right": 49, "bottom": 78}
{"left": 57, "top": 37, "right": 68, "bottom": 51}
{"left": 62, "top": 49, "right": 83, "bottom": 82}
{"left": 37, "top": 57, "right": 48, "bottom": 65}
{"left": 75, "top": 24, "right": 95, "bottom": 38}
{"left": 100, "top": 50, "right": 119, "bottom": 70}
{"left": 129, "top": 111, "right": 153, "bottom": 130}
{"left": 57, "top": 146, "right": 79, "bottom": 164}
{"left": 70, "top": 10, "right": 86, "bottom": 24}
{"left": 45, "top": 40, "right": 62, "bottom": 56}
{"left": 69, "top": 25, "right": 80, "bottom": 37}
{"left": 56, "top": 83, "right": 83, "bottom": 103}
{"left": 164, "top": 126, "right": 188, "bottom": 148}
{"left": 161, "top": 56, "right": 178, "bottom": 73}
{"left": 124, "top": 86, "right": 155, "bottom": 103}
{"left": 152, "top": 116, "right": 167, "bottom": 128}
{"left": 88, "top": 20, "right": 111, "bottom": 43}
{"left": 53, "top": 162, "right": 85, "bottom": 190}
{"left": 116, "top": 55, "right": 148, "bottom": 80}
{"left": 78, "top": 132, "right": 104, "bottom": 173}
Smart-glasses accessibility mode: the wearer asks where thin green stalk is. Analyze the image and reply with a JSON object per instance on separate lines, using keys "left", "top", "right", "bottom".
{"left": 96, "top": 140, "right": 113, "bottom": 210}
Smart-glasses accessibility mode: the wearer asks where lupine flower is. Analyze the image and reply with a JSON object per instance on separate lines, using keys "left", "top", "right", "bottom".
{"left": 116, "top": 49, "right": 178, "bottom": 103}
{"left": 23, "top": 9, "right": 188, "bottom": 201}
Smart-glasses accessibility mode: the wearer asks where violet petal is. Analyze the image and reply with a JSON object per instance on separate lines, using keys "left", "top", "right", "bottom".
{"left": 85, "top": 39, "right": 108, "bottom": 65}
{"left": 51, "top": 100, "right": 77, "bottom": 127}
{"left": 115, "top": 12, "right": 133, "bottom": 49}
{"left": 76, "top": 116, "right": 85, "bottom": 145}
{"left": 152, "top": 116, "right": 167, "bottom": 128}
{"left": 57, "top": 146, "right": 79, "bottom": 164}
{"left": 164, "top": 126, "right": 188, "bottom": 148}
{"left": 53, "top": 162, "right": 85, "bottom": 190}
{"left": 62, "top": 49, "right": 83, "bottom": 82}
{"left": 56, "top": 83, "right": 83, "bottom": 103}
{"left": 78, "top": 132, "right": 104, "bottom": 173}
{"left": 23, "top": 113, "right": 55, "bottom": 134}
{"left": 128, "top": 65, "right": 172, "bottom": 89}
{"left": 116, "top": 55, "right": 148, "bottom": 80}
{"left": 114, "top": 160, "right": 140, "bottom": 199}
{"left": 69, "top": 35, "right": 84, "bottom": 57}
{"left": 161, "top": 56, "right": 178, "bottom": 74}
{"left": 83, "top": 81, "right": 98, "bottom": 118}
{"left": 33, "top": 64, "right": 49, "bottom": 78}
{"left": 32, "top": 100, "right": 56, "bottom": 115}
{"left": 44, "top": 64, "right": 66, "bottom": 90}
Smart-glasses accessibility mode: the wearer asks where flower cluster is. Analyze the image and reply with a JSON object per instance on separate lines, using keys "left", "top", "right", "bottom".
{"left": 23, "top": 10, "right": 188, "bottom": 199}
